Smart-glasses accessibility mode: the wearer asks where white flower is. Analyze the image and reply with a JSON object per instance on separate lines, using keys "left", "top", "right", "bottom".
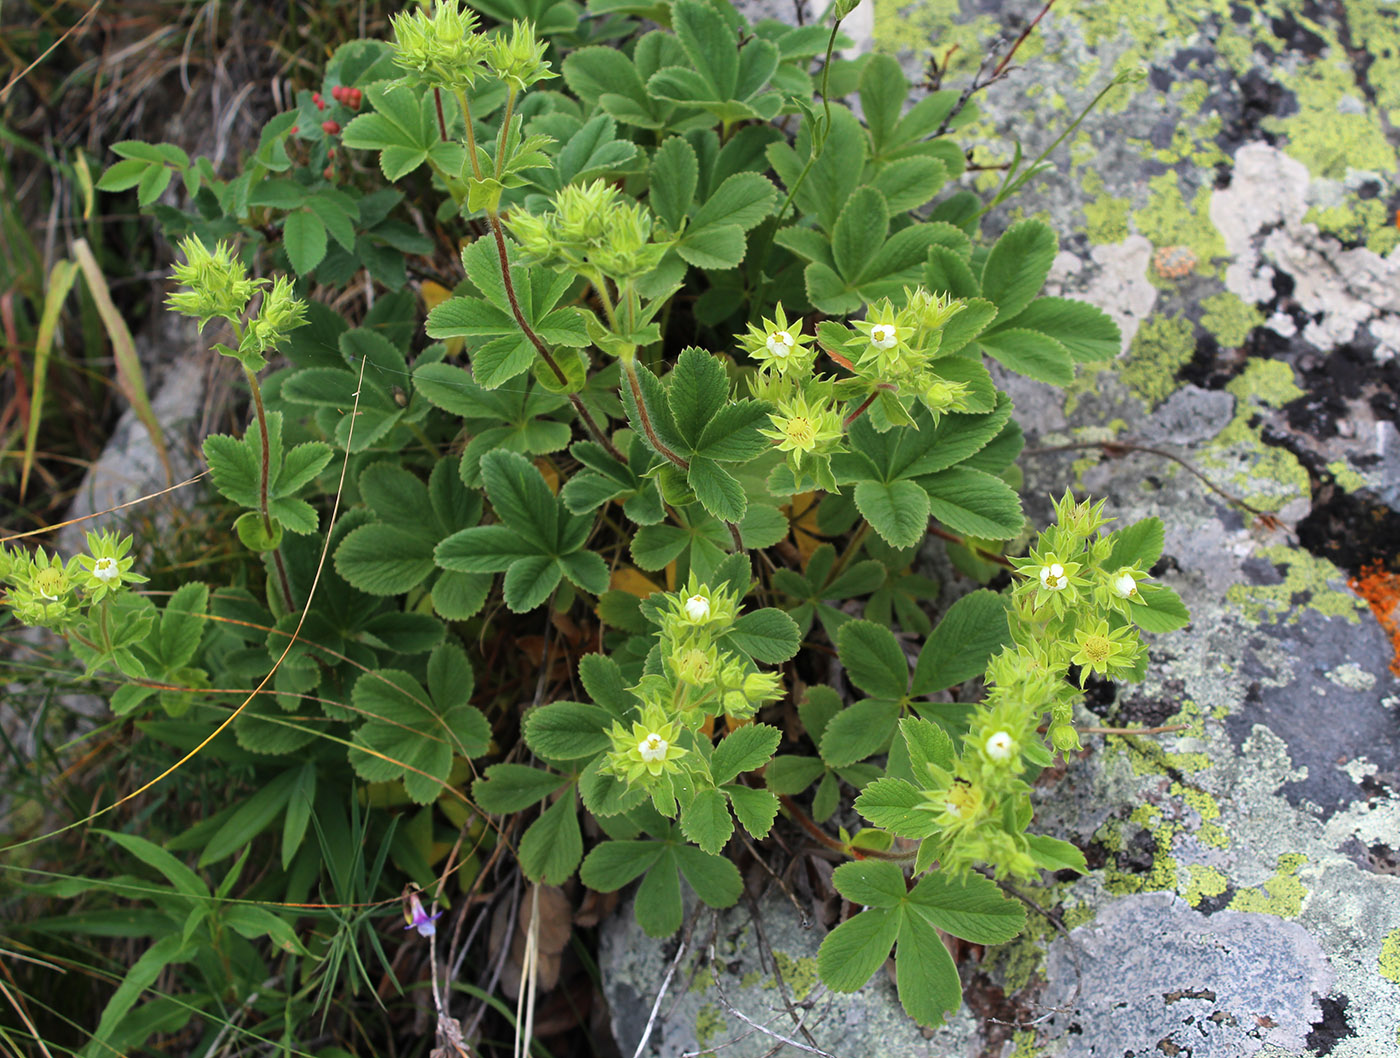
{"left": 943, "top": 797, "right": 964, "bottom": 818}
{"left": 92, "top": 556, "right": 120, "bottom": 584}
{"left": 1112, "top": 571, "right": 1138, "bottom": 598}
{"left": 869, "top": 324, "right": 898, "bottom": 349}
{"left": 1039, "top": 563, "right": 1067, "bottom": 591}
{"left": 985, "top": 731, "right": 1015, "bottom": 761}
{"left": 765, "top": 330, "right": 795, "bottom": 358}
{"left": 684, "top": 594, "right": 710, "bottom": 622}
{"left": 638, "top": 732, "right": 669, "bottom": 762}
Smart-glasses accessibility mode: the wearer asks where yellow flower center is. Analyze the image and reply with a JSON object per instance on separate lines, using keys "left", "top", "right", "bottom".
{"left": 870, "top": 324, "right": 898, "bottom": 349}
{"left": 93, "top": 556, "right": 120, "bottom": 583}
{"left": 1081, "top": 635, "right": 1111, "bottom": 665}
{"left": 33, "top": 567, "right": 67, "bottom": 602}
{"left": 766, "top": 330, "right": 794, "bottom": 357}
{"left": 782, "top": 416, "right": 815, "bottom": 448}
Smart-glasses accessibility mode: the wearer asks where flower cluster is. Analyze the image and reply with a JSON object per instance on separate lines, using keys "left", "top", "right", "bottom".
{"left": 166, "top": 237, "right": 309, "bottom": 371}
{"left": 388, "top": 0, "right": 490, "bottom": 92}
{"left": 508, "top": 180, "right": 668, "bottom": 283}
{"left": 1, "top": 532, "right": 146, "bottom": 631}
{"left": 902, "top": 490, "right": 1171, "bottom": 879}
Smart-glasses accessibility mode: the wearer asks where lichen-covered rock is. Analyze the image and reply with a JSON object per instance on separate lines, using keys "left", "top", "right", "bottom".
{"left": 601, "top": 1, "right": 1400, "bottom": 1055}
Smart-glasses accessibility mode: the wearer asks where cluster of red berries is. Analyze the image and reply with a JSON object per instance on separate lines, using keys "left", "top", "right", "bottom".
{"left": 330, "top": 84, "right": 362, "bottom": 109}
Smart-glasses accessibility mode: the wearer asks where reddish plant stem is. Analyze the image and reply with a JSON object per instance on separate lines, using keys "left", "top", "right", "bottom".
{"left": 777, "top": 794, "right": 913, "bottom": 863}
{"left": 842, "top": 391, "right": 879, "bottom": 429}
{"left": 244, "top": 366, "right": 294, "bottom": 610}
{"left": 622, "top": 359, "right": 688, "bottom": 471}
{"left": 433, "top": 87, "right": 448, "bottom": 141}
{"left": 484, "top": 216, "right": 624, "bottom": 463}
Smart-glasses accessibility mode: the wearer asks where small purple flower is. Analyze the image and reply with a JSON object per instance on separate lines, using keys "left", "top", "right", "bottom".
{"left": 404, "top": 892, "right": 442, "bottom": 938}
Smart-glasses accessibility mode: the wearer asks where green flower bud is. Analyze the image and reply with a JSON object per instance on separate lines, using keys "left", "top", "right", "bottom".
{"left": 389, "top": 0, "right": 489, "bottom": 92}
{"left": 486, "top": 20, "right": 555, "bottom": 92}
{"left": 166, "top": 236, "right": 258, "bottom": 330}
{"left": 239, "top": 275, "right": 308, "bottom": 366}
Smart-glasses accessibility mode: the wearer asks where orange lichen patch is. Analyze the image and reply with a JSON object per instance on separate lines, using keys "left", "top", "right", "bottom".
{"left": 1152, "top": 244, "right": 1198, "bottom": 279}
{"left": 1350, "top": 560, "right": 1400, "bottom": 676}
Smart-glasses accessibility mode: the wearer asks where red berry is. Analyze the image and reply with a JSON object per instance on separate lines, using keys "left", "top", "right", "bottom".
{"left": 323, "top": 166, "right": 335, "bottom": 179}
{"left": 322, "top": 119, "right": 340, "bottom": 134}
{"left": 349, "top": 88, "right": 362, "bottom": 109}
{"left": 313, "top": 91, "right": 322, "bottom": 103}
{"left": 331, "top": 85, "right": 342, "bottom": 101}
{"left": 327, "top": 148, "right": 335, "bottom": 158}
{"left": 289, "top": 125, "right": 299, "bottom": 134}
{"left": 316, "top": 99, "right": 326, "bottom": 110}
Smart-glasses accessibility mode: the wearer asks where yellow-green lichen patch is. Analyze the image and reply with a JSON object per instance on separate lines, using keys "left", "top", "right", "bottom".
{"left": 1101, "top": 805, "right": 1181, "bottom": 895}
{"left": 984, "top": 885, "right": 1095, "bottom": 993}
{"left": 738, "top": 969, "right": 761, "bottom": 989}
{"left": 1133, "top": 175, "right": 1227, "bottom": 282}
{"left": 1327, "top": 460, "right": 1369, "bottom": 493}
{"left": 1199, "top": 291, "right": 1264, "bottom": 348}
{"left": 1224, "top": 356, "right": 1304, "bottom": 408}
{"left": 1380, "top": 928, "right": 1400, "bottom": 986}
{"left": 1084, "top": 192, "right": 1132, "bottom": 244}
{"left": 1008, "top": 1028, "right": 1044, "bottom": 1058}
{"left": 1118, "top": 314, "right": 1195, "bottom": 409}
{"left": 871, "top": 0, "right": 996, "bottom": 73}
{"left": 694, "top": 1003, "right": 727, "bottom": 1049}
{"left": 1183, "top": 864, "right": 1229, "bottom": 908}
{"left": 1265, "top": 56, "right": 1398, "bottom": 182}
{"left": 1171, "top": 782, "right": 1229, "bottom": 848}
{"left": 1305, "top": 198, "right": 1400, "bottom": 256}
{"left": 1225, "top": 545, "right": 1370, "bottom": 625}
{"left": 769, "top": 952, "right": 819, "bottom": 1003}
{"left": 1226, "top": 852, "right": 1308, "bottom": 918}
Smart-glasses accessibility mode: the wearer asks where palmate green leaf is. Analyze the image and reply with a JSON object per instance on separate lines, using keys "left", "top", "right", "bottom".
{"left": 523, "top": 701, "right": 614, "bottom": 760}
{"left": 725, "top": 784, "right": 779, "bottom": 838}
{"left": 649, "top": 135, "right": 698, "bottom": 232}
{"left": 157, "top": 582, "right": 207, "bottom": 671}
{"left": 818, "top": 698, "right": 900, "bottom": 768}
{"left": 854, "top": 777, "right": 939, "bottom": 838}
{"left": 341, "top": 82, "right": 465, "bottom": 181}
{"left": 581, "top": 835, "right": 742, "bottom": 937}
{"left": 485, "top": 448, "right": 559, "bottom": 543}
{"left": 836, "top": 620, "right": 909, "bottom": 701}
{"left": 765, "top": 755, "right": 825, "bottom": 794}
{"left": 869, "top": 156, "right": 948, "bottom": 215}
{"left": 724, "top": 609, "right": 800, "bottom": 664}
{"left": 920, "top": 466, "right": 1024, "bottom": 539}
{"left": 562, "top": 47, "right": 670, "bottom": 130}
{"left": 832, "top": 187, "right": 888, "bottom": 284}
{"left": 283, "top": 210, "right": 328, "bottom": 275}
{"left": 519, "top": 792, "right": 583, "bottom": 884}
{"left": 1106, "top": 516, "right": 1166, "bottom": 570}
{"left": 979, "top": 219, "right": 1057, "bottom": 325}
{"left": 804, "top": 261, "right": 861, "bottom": 315}
{"left": 711, "top": 723, "right": 781, "bottom": 785}
{"left": 911, "top": 589, "right": 1011, "bottom": 695}
{"left": 854, "top": 478, "right": 929, "bottom": 549}
{"left": 674, "top": 226, "right": 746, "bottom": 269}
{"left": 976, "top": 328, "right": 1074, "bottom": 386}
{"left": 680, "top": 786, "right": 733, "bottom": 855}
{"left": 998, "top": 296, "right": 1121, "bottom": 363}
{"left": 816, "top": 863, "right": 1025, "bottom": 1027}
{"left": 473, "top": 765, "right": 571, "bottom": 814}
{"left": 688, "top": 455, "right": 747, "bottom": 522}
{"left": 347, "top": 644, "right": 489, "bottom": 804}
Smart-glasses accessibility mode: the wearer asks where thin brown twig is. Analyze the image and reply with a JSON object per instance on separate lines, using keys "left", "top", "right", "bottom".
{"left": 1023, "top": 439, "right": 1284, "bottom": 524}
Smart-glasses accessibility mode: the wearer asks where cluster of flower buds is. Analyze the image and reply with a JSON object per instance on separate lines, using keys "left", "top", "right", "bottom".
{"left": 166, "top": 236, "right": 308, "bottom": 371}
{"left": 388, "top": 1, "right": 553, "bottom": 95}
{"left": 508, "top": 180, "right": 668, "bottom": 284}
{"left": 0, "top": 532, "right": 146, "bottom": 631}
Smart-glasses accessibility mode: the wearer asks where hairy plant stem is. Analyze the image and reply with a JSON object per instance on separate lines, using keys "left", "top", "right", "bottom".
{"left": 243, "top": 365, "right": 294, "bottom": 611}
{"left": 778, "top": 793, "right": 916, "bottom": 863}
{"left": 842, "top": 390, "right": 879, "bottom": 429}
{"left": 622, "top": 358, "right": 688, "bottom": 471}
{"left": 432, "top": 86, "right": 448, "bottom": 141}
{"left": 443, "top": 89, "right": 624, "bottom": 463}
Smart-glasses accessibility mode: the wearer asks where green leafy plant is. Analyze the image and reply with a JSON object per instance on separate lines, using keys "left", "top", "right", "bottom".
{"left": 2, "top": 0, "right": 1187, "bottom": 1048}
